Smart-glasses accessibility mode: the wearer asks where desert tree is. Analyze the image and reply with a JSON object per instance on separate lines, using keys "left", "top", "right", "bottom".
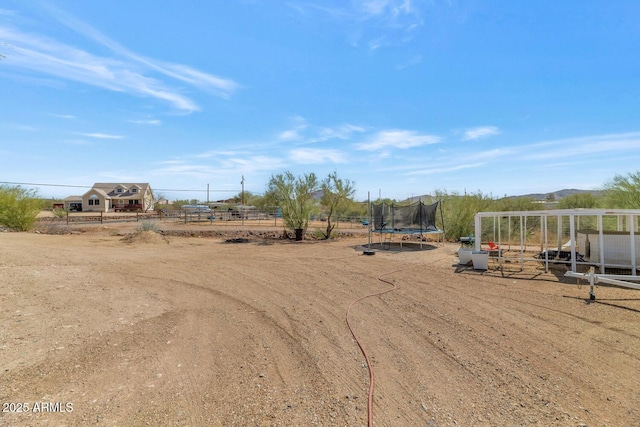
{"left": 603, "top": 171, "right": 640, "bottom": 209}
{"left": 0, "top": 185, "right": 44, "bottom": 231}
{"left": 265, "top": 171, "right": 319, "bottom": 237}
{"left": 320, "top": 171, "right": 356, "bottom": 239}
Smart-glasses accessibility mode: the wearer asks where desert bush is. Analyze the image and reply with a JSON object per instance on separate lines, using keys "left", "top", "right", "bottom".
{"left": 53, "top": 208, "right": 67, "bottom": 218}
{"left": 603, "top": 171, "right": 640, "bottom": 208}
{"left": 0, "top": 185, "right": 44, "bottom": 231}
{"left": 557, "top": 193, "right": 599, "bottom": 209}
{"left": 436, "top": 190, "right": 494, "bottom": 241}
{"left": 139, "top": 220, "right": 161, "bottom": 232}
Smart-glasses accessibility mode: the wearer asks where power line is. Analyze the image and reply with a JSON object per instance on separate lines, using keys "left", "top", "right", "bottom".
{"left": 0, "top": 181, "right": 240, "bottom": 193}
{"left": 0, "top": 181, "right": 91, "bottom": 189}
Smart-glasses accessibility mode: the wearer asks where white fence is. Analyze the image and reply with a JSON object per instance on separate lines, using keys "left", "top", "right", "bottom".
{"left": 474, "top": 209, "right": 640, "bottom": 276}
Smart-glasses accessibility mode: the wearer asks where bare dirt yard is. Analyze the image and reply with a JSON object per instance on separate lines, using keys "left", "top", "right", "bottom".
{"left": 1, "top": 221, "right": 639, "bottom": 426}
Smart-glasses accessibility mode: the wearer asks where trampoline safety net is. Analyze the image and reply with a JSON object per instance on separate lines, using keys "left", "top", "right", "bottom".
{"left": 372, "top": 200, "right": 440, "bottom": 232}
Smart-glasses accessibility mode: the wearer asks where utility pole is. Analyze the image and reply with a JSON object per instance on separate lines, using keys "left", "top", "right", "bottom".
{"left": 207, "top": 183, "right": 210, "bottom": 204}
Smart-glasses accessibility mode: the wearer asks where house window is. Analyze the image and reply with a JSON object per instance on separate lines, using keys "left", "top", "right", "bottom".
{"left": 131, "top": 188, "right": 137, "bottom": 193}
{"left": 117, "top": 188, "right": 123, "bottom": 193}
{"left": 88, "top": 199, "right": 100, "bottom": 206}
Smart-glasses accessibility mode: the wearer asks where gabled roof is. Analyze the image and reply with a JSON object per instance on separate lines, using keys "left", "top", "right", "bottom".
{"left": 90, "top": 183, "right": 151, "bottom": 198}
{"left": 86, "top": 188, "right": 111, "bottom": 198}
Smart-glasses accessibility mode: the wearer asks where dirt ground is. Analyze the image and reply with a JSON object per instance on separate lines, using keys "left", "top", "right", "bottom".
{"left": 1, "top": 221, "right": 639, "bottom": 426}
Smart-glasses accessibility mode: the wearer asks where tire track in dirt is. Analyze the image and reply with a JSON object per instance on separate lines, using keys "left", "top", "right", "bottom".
{"left": 374, "top": 265, "right": 640, "bottom": 425}
{"left": 3, "top": 234, "right": 638, "bottom": 425}
{"left": 129, "top": 273, "right": 354, "bottom": 425}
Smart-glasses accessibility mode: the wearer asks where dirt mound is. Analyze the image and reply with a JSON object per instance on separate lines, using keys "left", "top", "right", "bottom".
{"left": 121, "top": 230, "right": 169, "bottom": 244}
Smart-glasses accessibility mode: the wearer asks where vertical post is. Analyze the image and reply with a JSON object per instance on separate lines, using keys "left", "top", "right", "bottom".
{"left": 598, "top": 214, "right": 605, "bottom": 274}
{"left": 368, "top": 192, "right": 372, "bottom": 249}
{"left": 630, "top": 214, "right": 637, "bottom": 275}
{"left": 543, "top": 215, "right": 549, "bottom": 273}
{"left": 66, "top": 211, "right": 69, "bottom": 226}
{"left": 520, "top": 215, "right": 525, "bottom": 271}
{"left": 497, "top": 215, "right": 502, "bottom": 269}
{"left": 569, "top": 214, "right": 577, "bottom": 273}
{"left": 207, "top": 184, "right": 209, "bottom": 204}
{"left": 557, "top": 215, "right": 562, "bottom": 253}
{"left": 474, "top": 214, "right": 481, "bottom": 251}
{"left": 241, "top": 175, "right": 245, "bottom": 226}
{"left": 100, "top": 211, "right": 103, "bottom": 223}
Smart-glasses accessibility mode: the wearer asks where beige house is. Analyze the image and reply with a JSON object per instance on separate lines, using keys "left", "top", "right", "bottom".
{"left": 64, "top": 183, "right": 155, "bottom": 212}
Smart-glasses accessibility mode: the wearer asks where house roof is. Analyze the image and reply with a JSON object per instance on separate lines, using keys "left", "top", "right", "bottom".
{"left": 88, "top": 183, "right": 152, "bottom": 199}
{"left": 86, "top": 188, "right": 111, "bottom": 199}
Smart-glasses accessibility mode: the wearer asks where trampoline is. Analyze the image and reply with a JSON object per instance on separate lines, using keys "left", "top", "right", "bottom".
{"left": 371, "top": 200, "right": 444, "bottom": 249}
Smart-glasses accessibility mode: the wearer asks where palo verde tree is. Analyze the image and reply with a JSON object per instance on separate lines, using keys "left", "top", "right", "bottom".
{"left": 603, "top": 171, "right": 640, "bottom": 208}
{"left": 320, "top": 171, "right": 356, "bottom": 239}
{"left": 0, "top": 185, "right": 44, "bottom": 231}
{"left": 265, "top": 171, "right": 319, "bottom": 238}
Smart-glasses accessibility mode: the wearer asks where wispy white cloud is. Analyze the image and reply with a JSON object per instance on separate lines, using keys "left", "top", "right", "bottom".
{"left": 318, "top": 124, "right": 365, "bottom": 139}
{"left": 355, "top": 129, "right": 440, "bottom": 151}
{"left": 278, "top": 116, "right": 308, "bottom": 141}
{"left": 0, "top": 6, "right": 239, "bottom": 113}
{"left": 151, "top": 161, "right": 218, "bottom": 179}
{"left": 290, "top": 148, "right": 348, "bottom": 164}
{"left": 76, "top": 132, "right": 124, "bottom": 139}
{"left": 362, "top": 0, "right": 419, "bottom": 20}
{"left": 3, "top": 123, "right": 37, "bottom": 131}
{"left": 462, "top": 126, "right": 500, "bottom": 141}
{"left": 290, "top": 0, "right": 426, "bottom": 50}
{"left": 407, "top": 162, "right": 485, "bottom": 176}
{"left": 222, "top": 156, "right": 287, "bottom": 172}
{"left": 277, "top": 118, "right": 365, "bottom": 143}
{"left": 523, "top": 132, "right": 640, "bottom": 160}
{"left": 129, "top": 119, "right": 162, "bottom": 126}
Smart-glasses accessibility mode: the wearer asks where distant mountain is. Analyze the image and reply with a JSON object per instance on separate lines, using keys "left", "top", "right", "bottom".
{"left": 516, "top": 188, "right": 604, "bottom": 201}
{"left": 401, "top": 189, "right": 604, "bottom": 204}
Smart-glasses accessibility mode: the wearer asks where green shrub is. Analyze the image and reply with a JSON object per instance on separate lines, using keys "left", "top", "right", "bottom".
{"left": 436, "top": 191, "right": 493, "bottom": 241}
{"left": 0, "top": 185, "right": 44, "bottom": 231}
{"left": 139, "top": 220, "right": 161, "bottom": 232}
{"left": 53, "top": 208, "right": 67, "bottom": 218}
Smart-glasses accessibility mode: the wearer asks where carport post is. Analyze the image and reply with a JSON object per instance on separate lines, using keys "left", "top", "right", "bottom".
{"left": 569, "top": 214, "right": 577, "bottom": 273}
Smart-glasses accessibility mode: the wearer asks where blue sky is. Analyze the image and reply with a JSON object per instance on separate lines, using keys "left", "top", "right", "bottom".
{"left": 1, "top": 1, "right": 640, "bottom": 202}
